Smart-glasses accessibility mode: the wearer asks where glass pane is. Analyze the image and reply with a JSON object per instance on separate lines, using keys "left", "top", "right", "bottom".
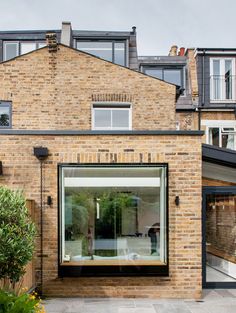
{"left": 4, "top": 42, "right": 18, "bottom": 61}
{"left": 94, "top": 109, "right": 111, "bottom": 128}
{"left": 209, "top": 128, "right": 220, "bottom": 146}
{"left": 20, "top": 42, "right": 36, "bottom": 55}
{"left": 212, "top": 60, "right": 221, "bottom": 100}
{"left": 213, "top": 60, "right": 220, "bottom": 76}
{"left": 112, "top": 110, "right": 129, "bottom": 128}
{"left": 144, "top": 68, "right": 162, "bottom": 79}
{"left": 164, "top": 69, "right": 182, "bottom": 86}
{"left": 0, "top": 106, "right": 10, "bottom": 127}
{"left": 221, "top": 128, "right": 235, "bottom": 149}
{"left": 77, "top": 41, "right": 112, "bottom": 62}
{"left": 206, "top": 193, "right": 236, "bottom": 282}
{"left": 38, "top": 42, "right": 46, "bottom": 48}
{"left": 225, "top": 60, "right": 233, "bottom": 99}
{"left": 114, "top": 42, "right": 125, "bottom": 66}
{"left": 61, "top": 166, "right": 167, "bottom": 266}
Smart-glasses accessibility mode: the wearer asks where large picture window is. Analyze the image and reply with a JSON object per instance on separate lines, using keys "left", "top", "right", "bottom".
{"left": 59, "top": 165, "right": 168, "bottom": 276}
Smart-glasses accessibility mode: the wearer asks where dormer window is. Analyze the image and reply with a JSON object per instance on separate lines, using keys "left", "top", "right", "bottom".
{"left": 76, "top": 40, "right": 126, "bottom": 66}
{"left": 3, "top": 41, "right": 46, "bottom": 61}
{"left": 142, "top": 66, "right": 185, "bottom": 89}
{"left": 210, "top": 58, "right": 235, "bottom": 101}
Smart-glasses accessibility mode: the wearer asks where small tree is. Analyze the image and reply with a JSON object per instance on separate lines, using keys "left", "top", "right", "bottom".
{"left": 0, "top": 186, "right": 36, "bottom": 292}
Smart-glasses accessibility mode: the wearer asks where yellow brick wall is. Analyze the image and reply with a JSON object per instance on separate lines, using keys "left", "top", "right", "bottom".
{"left": 0, "top": 134, "right": 202, "bottom": 299}
{"left": 0, "top": 45, "right": 176, "bottom": 131}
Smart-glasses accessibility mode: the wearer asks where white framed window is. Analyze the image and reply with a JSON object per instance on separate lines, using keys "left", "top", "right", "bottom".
{"left": 210, "top": 58, "right": 235, "bottom": 102}
{"left": 92, "top": 103, "right": 132, "bottom": 130}
{"left": 203, "top": 120, "right": 236, "bottom": 150}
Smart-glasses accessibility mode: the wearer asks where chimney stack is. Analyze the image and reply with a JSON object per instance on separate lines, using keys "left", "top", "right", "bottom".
{"left": 169, "top": 45, "right": 178, "bottom": 56}
{"left": 61, "top": 21, "right": 72, "bottom": 46}
{"left": 46, "top": 32, "right": 58, "bottom": 52}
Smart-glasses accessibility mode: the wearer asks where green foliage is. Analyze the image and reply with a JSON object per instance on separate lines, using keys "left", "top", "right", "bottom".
{"left": 0, "top": 289, "right": 45, "bottom": 313}
{"left": 0, "top": 186, "right": 36, "bottom": 287}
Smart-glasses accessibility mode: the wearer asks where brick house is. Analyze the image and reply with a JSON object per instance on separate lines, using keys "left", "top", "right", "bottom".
{"left": 138, "top": 45, "right": 236, "bottom": 288}
{"left": 0, "top": 22, "right": 235, "bottom": 297}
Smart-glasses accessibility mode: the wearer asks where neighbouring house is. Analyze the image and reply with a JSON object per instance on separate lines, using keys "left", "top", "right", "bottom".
{"left": 0, "top": 22, "right": 235, "bottom": 297}
{"left": 139, "top": 45, "right": 236, "bottom": 288}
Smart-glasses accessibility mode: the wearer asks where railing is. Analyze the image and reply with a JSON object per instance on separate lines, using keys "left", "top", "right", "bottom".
{"left": 210, "top": 75, "right": 236, "bottom": 101}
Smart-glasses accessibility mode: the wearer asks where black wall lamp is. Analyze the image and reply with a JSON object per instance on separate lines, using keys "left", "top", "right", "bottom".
{"left": 33, "top": 147, "right": 49, "bottom": 160}
{"left": 175, "top": 196, "right": 180, "bottom": 206}
{"left": 0, "top": 161, "right": 3, "bottom": 176}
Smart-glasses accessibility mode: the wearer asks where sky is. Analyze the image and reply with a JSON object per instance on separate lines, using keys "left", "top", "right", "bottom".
{"left": 0, "top": 0, "right": 236, "bottom": 55}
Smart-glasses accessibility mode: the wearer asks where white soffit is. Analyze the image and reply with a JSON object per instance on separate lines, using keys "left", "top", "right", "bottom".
{"left": 203, "top": 162, "right": 236, "bottom": 183}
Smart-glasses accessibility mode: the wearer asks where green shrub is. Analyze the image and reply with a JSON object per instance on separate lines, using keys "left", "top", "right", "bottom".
{"left": 0, "top": 289, "right": 45, "bottom": 313}
{"left": 0, "top": 186, "right": 36, "bottom": 291}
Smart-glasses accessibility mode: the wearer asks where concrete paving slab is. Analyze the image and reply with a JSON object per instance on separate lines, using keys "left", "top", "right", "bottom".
{"left": 43, "top": 289, "right": 236, "bottom": 313}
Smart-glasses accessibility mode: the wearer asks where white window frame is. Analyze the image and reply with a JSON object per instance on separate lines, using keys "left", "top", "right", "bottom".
{"left": 92, "top": 103, "right": 132, "bottom": 130}
{"left": 210, "top": 58, "right": 235, "bottom": 102}
{"left": 3, "top": 41, "right": 19, "bottom": 61}
{"left": 202, "top": 120, "right": 236, "bottom": 150}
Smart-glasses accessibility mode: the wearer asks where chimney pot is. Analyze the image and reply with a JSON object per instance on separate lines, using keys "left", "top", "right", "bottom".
{"left": 169, "top": 45, "right": 178, "bottom": 56}
{"left": 132, "top": 26, "right": 136, "bottom": 34}
{"left": 178, "top": 47, "right": 185, "bottom": 56}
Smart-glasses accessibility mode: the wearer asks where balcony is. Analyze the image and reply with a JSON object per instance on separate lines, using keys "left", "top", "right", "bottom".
{"left": 210, "top": 75, "right": 236, "bottom": 102}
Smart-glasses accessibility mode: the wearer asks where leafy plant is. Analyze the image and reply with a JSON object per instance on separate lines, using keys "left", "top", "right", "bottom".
{"left": 0, "top": 289, "right": 45, "bottom": 313}
{"left": 0, "top": 186, "right": 36, "bottom": 292}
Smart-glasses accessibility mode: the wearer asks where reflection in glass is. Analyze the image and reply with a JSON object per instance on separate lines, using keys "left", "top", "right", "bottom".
{"left": 112, "top": 110, "right": 129, "bottom": 128}
{"left": 222, "top": 128, "right": 234, "bottom": 150}
{"left": 209, "top": 128, "right": 220, "bottom": 147}
{"left": 144, "top": 69, "right": 162, "bottom": 80}
{"left": 21, "top": 43, "right": 36, "bottom": 55}
{"left": 77, "top": 41, "right": 113, "bottom": 62}
{"left": 0, "top": 106, "right": 10, "bottom": 127}
{"left": 61, "top": 166, "right": 167, "bottom": 266}
{"left": 164, "top": 69, "right": 181, "bottom": 86}
{"left": 94, "top": 109, "right": 111, "bottom": 128}
{"left": 206, "top": 193, "right": 236, "bottom": 282}
{"left": 4, "top": 42, "right": 18, "bottom": 61}
{"left": 114, "top": 42, "right": 125, "bottom": 66}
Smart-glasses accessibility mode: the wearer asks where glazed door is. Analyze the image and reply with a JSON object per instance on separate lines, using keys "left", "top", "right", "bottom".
{"left": 203, "top": 187, "right": 236, "bottom": 288}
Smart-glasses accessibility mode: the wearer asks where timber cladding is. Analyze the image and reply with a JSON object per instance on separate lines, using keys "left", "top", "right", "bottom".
{"left": 0, "top": 134, "right": 202, "bottom": 299}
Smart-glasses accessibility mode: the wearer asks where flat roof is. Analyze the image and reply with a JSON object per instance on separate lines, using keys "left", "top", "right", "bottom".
{"left": 202, "top": 144, "right": 236, "bottom": 168}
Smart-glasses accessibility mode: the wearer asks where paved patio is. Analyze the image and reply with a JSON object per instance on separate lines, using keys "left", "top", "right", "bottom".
{"left": 44, "top": 289, "right": 236, "bottom": 313}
